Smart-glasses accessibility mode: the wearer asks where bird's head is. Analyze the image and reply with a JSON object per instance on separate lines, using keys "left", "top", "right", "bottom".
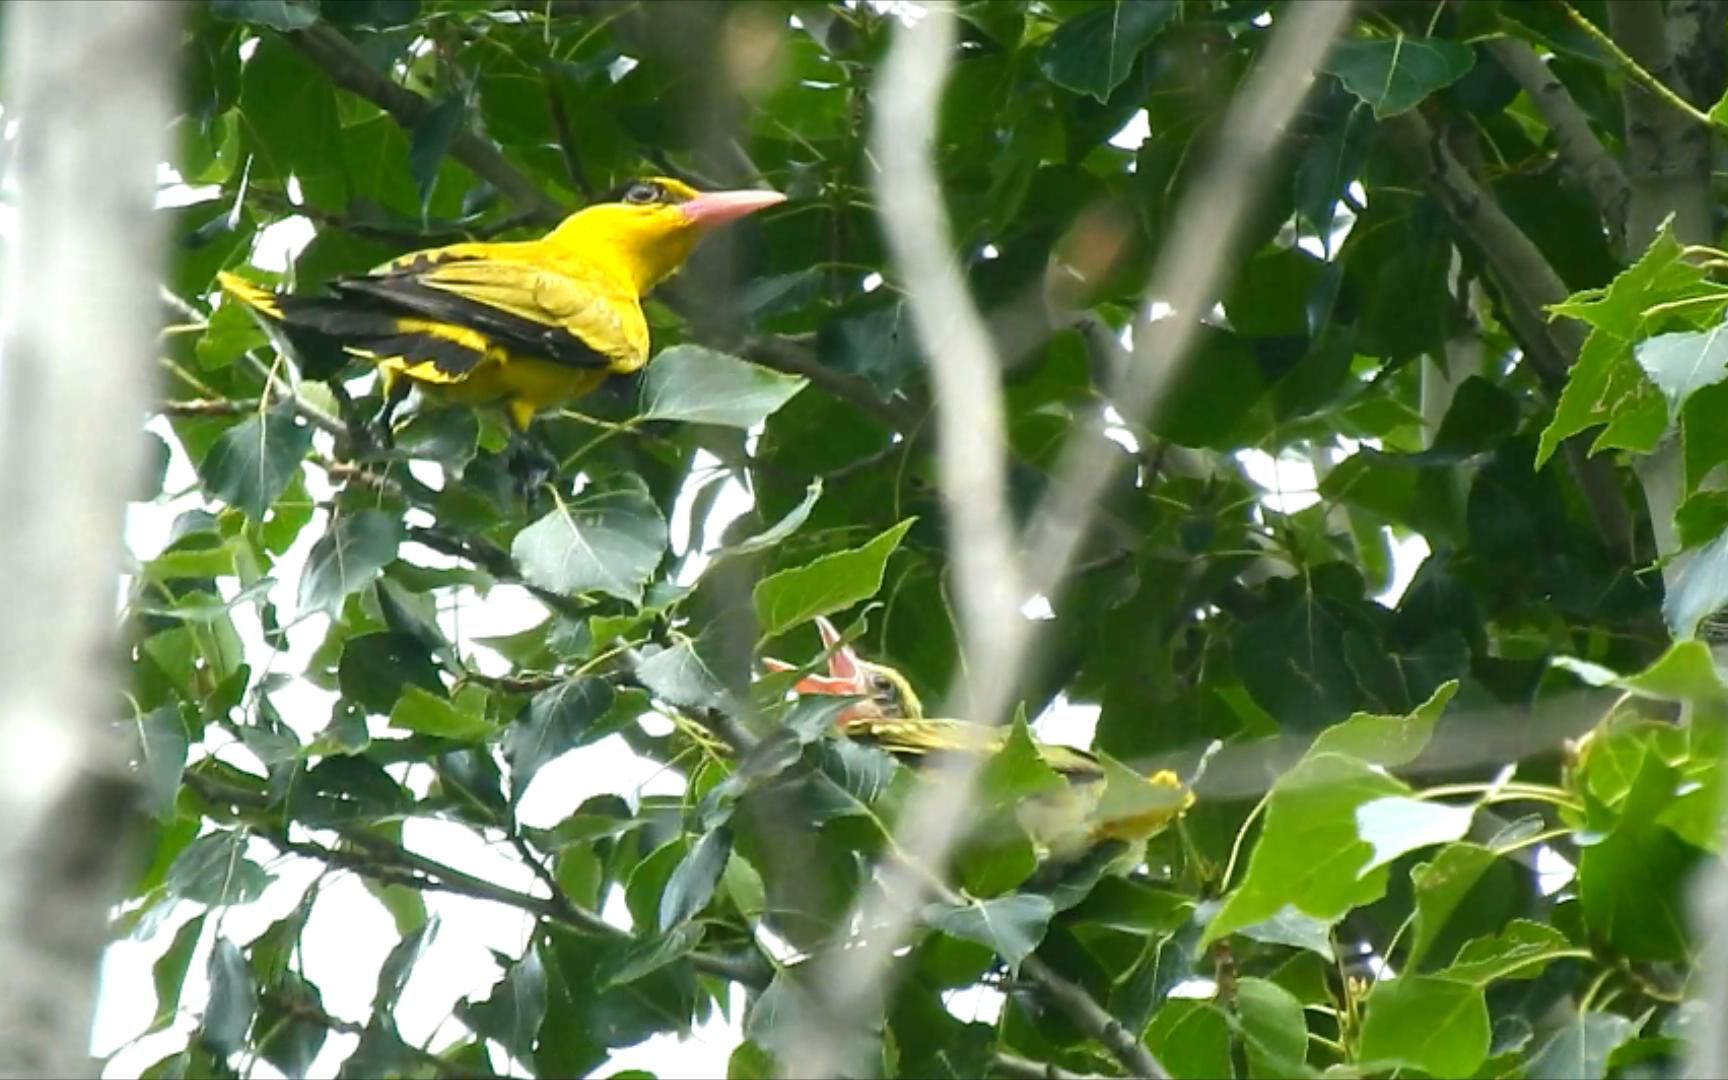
{"left": 551, "top": 176, "right": 785, "bottom": 293}
{"left": 762, "top": 616, "right": 925, "bottom": 723}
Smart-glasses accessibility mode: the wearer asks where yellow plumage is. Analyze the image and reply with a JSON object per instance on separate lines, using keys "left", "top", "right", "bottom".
{"left": 216, "top": 177, "right": 784, "bottom": 433}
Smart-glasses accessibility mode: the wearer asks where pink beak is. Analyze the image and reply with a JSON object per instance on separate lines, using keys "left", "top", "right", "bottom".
{"left": 761, "top": 616, "right": 865, "bottom": 696}
{"left": 680, "top": 188, "right": 787, "bottom": 229}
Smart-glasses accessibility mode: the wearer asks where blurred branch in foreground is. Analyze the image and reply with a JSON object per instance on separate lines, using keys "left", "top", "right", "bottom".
{"left": 0, "top": 2, "right": 179, "bottom": 1075}
{"left": 785, "top": 3, "right": 1356, "bottom": 1077}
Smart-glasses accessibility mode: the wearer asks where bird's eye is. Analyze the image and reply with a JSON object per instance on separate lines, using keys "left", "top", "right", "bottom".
{"left": 871, "top": 674, "right": 895, "bottom": 693}
{"left": 624, "top": 182, "right": 661, "bottom": 205}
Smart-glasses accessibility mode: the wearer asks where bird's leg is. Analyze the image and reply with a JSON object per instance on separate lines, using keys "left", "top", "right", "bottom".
{"left": 371, "top": 378, "right": 411, "bottom": 449}
{"left": 324, "top": 379, "right": 380, "bottom": 461}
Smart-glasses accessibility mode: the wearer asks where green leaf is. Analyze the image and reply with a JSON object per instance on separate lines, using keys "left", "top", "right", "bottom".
{"left": 1617, "top": 639, "right": 1728, "bottom": 704}
{"left": 1407, "top": 842, "right": 1497, "bottom": 971}
{"left": 297, "top": 510, "right": 402, "bottom": 617}
{"left": 601, "top": 924, "right": 706, "bottom": 990}
{"left": 921, "top": 893, "right": 1053, "bottom": 967}
{"left": 1527, "top": 1012, "right": 1638, "bottom": 1080}
{"left": 1235, "top": 906, "right": 1336, "bottom": 962}
{"left": 1203, "top": 754, "right": 1405, "bottom": 946}
{"left": 1579, "top": 747, "right": 1704, "bottom": 961}
{"left": 1664, "top": 529, "right": 1728, "bottom": 638}
{"left": 503, "top": 677, "right": 618, "bottom": 800}
{"left": 753, "top": 518, "right": 916, "bottom": 639}
{"left": 1354, "top": 795, "right": 1474, "bottom": 872}
{"left": 1234, "top": 977, "right": 1307, "bottom": 1078}
{"left": 639, "top": 345, "right": 808, "bottom": 428}
{"left": 389, "top": 684, "right": 492, "bottom": 741}
{"left": 1357, "top": 976, "right": 1489, "bottom": 1077}
{"left": 512, "top": 487, "right": 669, "bottom": 604}
{"left": 635, "top": 638, "right": 729, "bottom": 712}
{"left": 461, "top": 948, "right": 547, "bottom": 1062}
{"left": 659, "top": 826, "right": 732, "bottom": 931}
{"left": 200, "top": 938, "right": 257, "bottom": 1057}
{"left": 1538, "top": 224, "right": 1706, "bottom": 466}
{"left": 255, "top": 971, "right": 327, "bottom": 1079}
{"left": 373, "top": 918, "right": 437, "bottom": 1015}
{"left": 1322, "top": 36, "right": 1475, "bottom": 119}
{"left": 975, "top": 712, "right": 1067, "bottom": 809}
{"left": 136, "top": 706, "right": 189, "bottom": 822}
{"left": 197, "top": 404, "right": 313, "bottom": 521}
{"left": 1310, "top": 680, "right": 1455, "bottom": 766}
{"left": 196, "top": 299, "right": 268, "bottom": 370}
{"left": 1145, "top": 999, "right": 1233, "bottom": 1080}
{"left": 720, "top": 479, "right": 822, "bottom": 559}
{"left": 150, "top": 913, "right": 207, "bottom": 1032}
{"left": 1634, "top": 322, "right": 1728, "bottom": 408}
{"left": 167, "top": 830, "right": 275, "bottom": 906}
{"left": 409, "top": 96, "right": 464, "bottom": 213}
{"left": 337, "top": 632, "right": 445, "bottom": 715}
{"left": 1038, "top": 0, "right": 1175, "bottom": 103}
{"left": 1441, "top": 919, "right": 1576, "bottom": 985}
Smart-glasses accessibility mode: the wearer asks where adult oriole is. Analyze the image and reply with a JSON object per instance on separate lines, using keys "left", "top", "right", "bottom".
{"left": 763, "top": 617, "right": 1194, "bottom": 862}
{"left": 217, "top": 177, "right": 784, "bottom": 435}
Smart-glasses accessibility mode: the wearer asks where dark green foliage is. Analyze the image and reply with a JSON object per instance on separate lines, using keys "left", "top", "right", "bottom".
{"left": 115, "top": 1, "right": 1726, "bottom": 1078}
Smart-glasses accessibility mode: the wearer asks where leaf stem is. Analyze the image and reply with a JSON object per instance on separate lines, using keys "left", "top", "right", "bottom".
{"left": 1555, "top": 1, "right": 1717, "bottom": 129}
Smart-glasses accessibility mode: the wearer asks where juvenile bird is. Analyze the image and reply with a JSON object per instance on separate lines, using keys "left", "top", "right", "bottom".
{"left": 217, "top": 177, "right": 784, "bottom": 450}
{"left": 763, "top": 616, "right": 1194, "bottom": 863}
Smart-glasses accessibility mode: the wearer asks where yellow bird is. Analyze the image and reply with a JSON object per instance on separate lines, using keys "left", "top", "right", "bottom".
{"left": 216, "top": 177, "right": 785, "bottom": 436}
{"left": 763, "top": 616, "right": 1194, "bottom": 863}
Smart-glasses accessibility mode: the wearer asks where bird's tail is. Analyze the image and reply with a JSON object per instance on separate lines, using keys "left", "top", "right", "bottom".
{"left": 216, "top": 270, "right": 285, "bottom": 321}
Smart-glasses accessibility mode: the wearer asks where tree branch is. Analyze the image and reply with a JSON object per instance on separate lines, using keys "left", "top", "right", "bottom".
{"left": 990, "top": 1049, "right": 1104, "bottom": 1080}
{"left": 1381, "top": 110, "right": 1635, "bottom": 561}
{"left": 738, "top": 333, "right": 920, "bottom": 433}
{"left": 184, "top": 769, "right": 772, "bottom": 989}
{"left": 281, "top": 24, "right": 565, "bottom": 226}
{"left": 1485, "top": 36, "right": 1631, "bottom": 254}
{"left": 1019, "top": 958, "right": 1167, "bottom": 1080}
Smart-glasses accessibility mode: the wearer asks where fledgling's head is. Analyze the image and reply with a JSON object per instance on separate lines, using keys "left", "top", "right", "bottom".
{"left": 762, "top": 615, "right": 924, "bottom": 724}
{"left": 552, "top": 176, "right": 785, "bottom": 292}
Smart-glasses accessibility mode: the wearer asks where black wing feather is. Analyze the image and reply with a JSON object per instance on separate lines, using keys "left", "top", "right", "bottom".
{"left": 331, "top": 274, "right": 611, "bottom": 371}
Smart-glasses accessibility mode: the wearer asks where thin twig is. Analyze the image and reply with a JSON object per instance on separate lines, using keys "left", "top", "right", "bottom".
{"left": 1557, "top": 0, "right": 1716, "bottom": 128}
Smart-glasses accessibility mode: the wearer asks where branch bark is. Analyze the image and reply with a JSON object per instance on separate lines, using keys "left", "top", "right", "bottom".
{"left": 1601, "top": 0, "right": 1714, "bottom": 247}
{"left": 1485, "top": 36, "right": 1631, "bottom": 254}
{"left": 0, "top": 4, "right": 180, "bottom": 1075}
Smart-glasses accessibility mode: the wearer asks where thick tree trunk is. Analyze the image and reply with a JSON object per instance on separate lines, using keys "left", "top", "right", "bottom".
{"left": 0, "top": 3, "right": 179, "bottom": 1075}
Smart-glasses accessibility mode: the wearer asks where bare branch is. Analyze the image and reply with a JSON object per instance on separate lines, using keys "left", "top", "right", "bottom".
{"left": 0, "top": 4, "right": 180, "bottom": 1074}
{"left": 1485, "top": 36, "right": 1630, "bottom": 253}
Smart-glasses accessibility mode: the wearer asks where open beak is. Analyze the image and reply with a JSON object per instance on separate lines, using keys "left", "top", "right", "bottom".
{"left": 761, "top": 615, "right": 865, "bottom": 696}
{"left": 680, "top": 188, "right": 787, "bottom": 229}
